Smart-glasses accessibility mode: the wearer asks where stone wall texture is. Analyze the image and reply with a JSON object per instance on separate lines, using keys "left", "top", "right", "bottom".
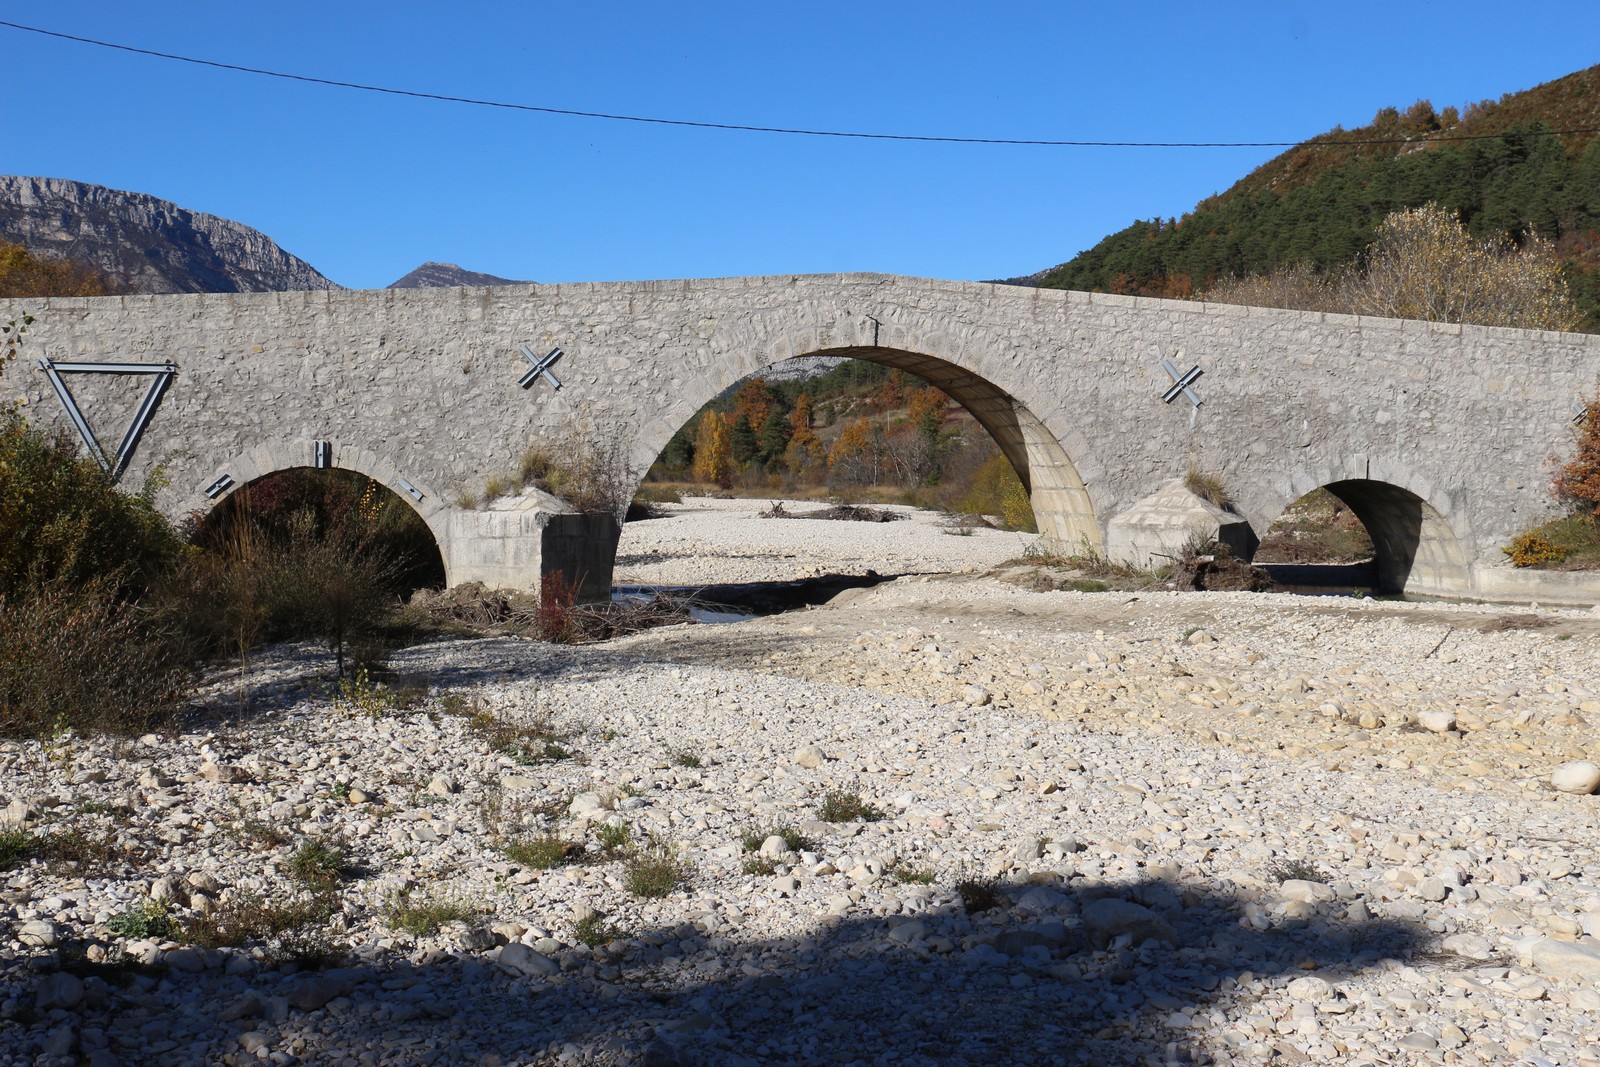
{"left": 3, "top": 273, "right": 1598, "bottom": 598}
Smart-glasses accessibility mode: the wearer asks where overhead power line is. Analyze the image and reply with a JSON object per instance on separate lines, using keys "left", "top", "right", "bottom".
{"left": 4, "top": 19, "right": 1598, "bottom": 149}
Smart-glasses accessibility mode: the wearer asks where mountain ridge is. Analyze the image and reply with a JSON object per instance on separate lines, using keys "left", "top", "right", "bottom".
{"left": 0, "top": 176, "right": 340, "bottom": 295}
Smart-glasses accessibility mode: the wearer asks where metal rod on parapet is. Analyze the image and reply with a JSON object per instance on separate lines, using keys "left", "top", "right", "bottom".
{"left": 37, "top": 358, "right": 111, "bottom": 471}
{"left": 111, "top": 363, "right": 178, "bottom": 481}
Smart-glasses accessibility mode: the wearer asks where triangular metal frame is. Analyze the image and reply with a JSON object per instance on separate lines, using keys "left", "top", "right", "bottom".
{"left": 36, "top": 357, "right": 177, "bottom": 482}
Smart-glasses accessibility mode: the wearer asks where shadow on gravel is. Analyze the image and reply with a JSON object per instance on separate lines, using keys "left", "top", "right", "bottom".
{"left": 26, "top": 877, "right": 1428, "bottom": 1066}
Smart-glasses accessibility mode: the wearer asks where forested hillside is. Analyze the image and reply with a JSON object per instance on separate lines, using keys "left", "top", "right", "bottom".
{"left": 1031, "top": 65, "right": 1600, "bottom": 331}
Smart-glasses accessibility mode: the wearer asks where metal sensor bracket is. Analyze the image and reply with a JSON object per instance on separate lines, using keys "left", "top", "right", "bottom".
{"left": 1160, "top": 358, "right": 1204, "bottom": 407}
{"left": 204, "top": 474, "right": 234, "bottom": 499}
{"left": 517, "top": 345, "right": 564, "bottom": 391}
{"left": 36, "top": 357, "right": 178, "bottom": 482}
{"left": 396, "top": 477, "right": 424, "bottom": 503}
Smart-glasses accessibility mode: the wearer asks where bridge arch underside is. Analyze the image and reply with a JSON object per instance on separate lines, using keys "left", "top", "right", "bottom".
{"left": 1306, "top": 479, "right": 1469, "bottom": 595}
{"left": 801, "top": 346, "right": 1100, "bottom": 551}
{"left": 188, "top": 443, "right": 459, "bottom": 586}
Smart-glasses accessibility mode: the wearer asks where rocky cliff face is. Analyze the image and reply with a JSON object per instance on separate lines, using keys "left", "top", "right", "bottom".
{"left": 0, "top": 176, "right": 341, "bottom": 294}
{"left": 388, "top": 262, "right": 531, "bottom": 288}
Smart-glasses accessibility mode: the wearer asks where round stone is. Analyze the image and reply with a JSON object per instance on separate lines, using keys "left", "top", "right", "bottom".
{"left": 1551, "top": 761, "right": 1600, "bottom": 795}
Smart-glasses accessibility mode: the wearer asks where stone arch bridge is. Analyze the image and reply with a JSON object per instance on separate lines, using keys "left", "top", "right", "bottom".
{"left": 4, "top": 274, "right": 1597, "bottom": 602}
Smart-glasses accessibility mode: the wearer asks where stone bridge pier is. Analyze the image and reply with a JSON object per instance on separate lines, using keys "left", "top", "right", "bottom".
{"left": 3, "top": 273, "right": 1598, "bottom": 605}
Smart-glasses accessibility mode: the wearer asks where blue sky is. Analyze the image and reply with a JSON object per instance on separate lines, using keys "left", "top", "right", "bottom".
{"left": 5, "top": 3, "right": 1597, "bottom": 289}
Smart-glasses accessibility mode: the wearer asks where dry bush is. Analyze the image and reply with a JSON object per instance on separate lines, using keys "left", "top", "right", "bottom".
{"left": 1170, "top": 537, "right": 1276, "bottom": 593}
{"left": 505, "top": 429, "right": 634, "bottom": 521}
{"left": 1205, "top": 204, "right": 1580, "bottom": 332}
{"left": 1204, "top": 263, "right": 1348, "bottom": 314}
{"left": 1183, "top": 467, "right": 1234, "bottom": 512}
{"left": 0, "top": 580, "right": 189, "bottom": 739}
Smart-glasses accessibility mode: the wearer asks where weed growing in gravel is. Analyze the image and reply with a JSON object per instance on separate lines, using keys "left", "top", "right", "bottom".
{"left": 0, "top": 828, "right": 30, "bottom": 870}
{"left": 184, "top": 891, "right": 340, "bottom": 950}
{"left": 1267, "top": 858, "right": 1328, "bottom": 884}
{"left": 0, "top": 827, "right": 120, "bottom": 873}
{"left": 500, "top": 833, "right": 574, "bottom": 870}
{"left": 285, "top": 838, "right": 353, "bottom": 892}
{"left": 739, "top": 825, "right": 812, "bottom": 854}
{"left": 624, "top": 843, "right": 690, "bottom": 898}
{"left": 468, "top": 704, "right": 575, "bottom": 765}
{"left": 594, "top": 821, "right": 633, "bottom": 855}
{"left": 574, "top": 911, "right": 630, "bottom": 948}
{"left": 954, "top": 875, "right": 1003, "bottom": 914}
{"left": 106, "top": 900, "right": 175, "bottom": 940}
{"left": 886, "top": 861, "right": 935, "bottom": 885}
{"left": 818, "top": 789, "right": 885, "bottom": 824}
{"left": 384, "top": 889, "right": 479, "bottom": 936}
{"left": 742, "top": 857, "right": 779, "bottom": 876}
{"left": 231, "top": 815, "right": 291, "bottom": 851}
{"left": 334, "top": 667, "right": 405, "bottom": 718}
{"left": 671, "top": 748, "right": 703, "bottom": 769}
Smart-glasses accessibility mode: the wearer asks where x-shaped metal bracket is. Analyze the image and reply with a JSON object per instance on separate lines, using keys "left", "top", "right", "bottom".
{"left": 1160, "top": 358, "right": 1203, "bottom": 408}
{"left": 517, "top": 345, "right": 563, "bottom": 391}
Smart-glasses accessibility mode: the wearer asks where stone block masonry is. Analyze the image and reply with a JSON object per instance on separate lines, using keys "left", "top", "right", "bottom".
{"left": 3, "top": 274, "right": 1598, "bottom": 600}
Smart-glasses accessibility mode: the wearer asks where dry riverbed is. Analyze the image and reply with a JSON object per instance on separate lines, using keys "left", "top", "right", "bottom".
{"left": 3, "top": 500, "right": 1600, "bottom": 1067}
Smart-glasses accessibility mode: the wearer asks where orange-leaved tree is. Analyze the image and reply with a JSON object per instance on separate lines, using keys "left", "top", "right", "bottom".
{"left": 691, "top": 411, "right": 734, "bottom": 487}
{"left": 0, "top": 241, "right": 116, "bottom": 299}
{"left": 1555, "top": 393, "right": 1600, "bottom": 518}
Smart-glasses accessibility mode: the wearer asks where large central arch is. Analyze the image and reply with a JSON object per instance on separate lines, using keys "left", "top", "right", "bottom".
{"left": 630, "top": 344, "right": 1102, "bottom": 552}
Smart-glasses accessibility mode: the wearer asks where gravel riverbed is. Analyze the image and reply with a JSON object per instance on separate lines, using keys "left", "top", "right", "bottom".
{"left": 3, "top": 500, "right": 1600, "bottom": 1067}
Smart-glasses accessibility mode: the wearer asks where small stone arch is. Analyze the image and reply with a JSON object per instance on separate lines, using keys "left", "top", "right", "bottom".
{"left": 183, "top": 438, "right": 456, "bottom": 579}
{"left": 1258, "top": 461, "right": 1470, "bottom": 594}
{"left": 631, "top": 342, "right": 1103, "bottom": 552}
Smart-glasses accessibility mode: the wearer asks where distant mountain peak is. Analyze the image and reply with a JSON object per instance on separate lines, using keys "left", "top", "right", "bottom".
{"left": 388, "top": 262, "right": 533, "bottom": 289}
{"left": 0, "top": 176, "right": 340, "bottom": 294}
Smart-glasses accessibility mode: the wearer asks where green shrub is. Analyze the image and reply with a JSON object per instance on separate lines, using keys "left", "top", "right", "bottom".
{"left": 0, "top": 827, "right": 32, "bottom": 870}
{"left": 106, "top": 900, "right": 174, "bottom": 940}
{"left": 739, "top": 825, "right": 812, "bottom": 854}
{"left": 501, "top": 834, "right": 572, "bottom": 870}
{"left": 383, "top": 889, "right": 478, "bottom": 936}
{"left": 954, "top": 875, "right": 1002, "bottom": 914}
{"left": 624, "top": 843, "right": 690, "bottom": 898}
{"left": 0, "top": 409, "right": 181, "bottom": 602}
{"left": 285, "top": 838, "right": 352, "bottom": 892}
{"left": 595, "top": 821, "right": 633, "bottom": 855}
{"left": 184, "top": 890, "right": 339, "bottom": 949}
{"left": 818, "top": 789, "right": 885, "bottom": 824}
{"left": 1266, "top": 858, "right": 1328, "bottom": 884}
{"left": 573, "top": 911, "right": 630, "bottom": 948}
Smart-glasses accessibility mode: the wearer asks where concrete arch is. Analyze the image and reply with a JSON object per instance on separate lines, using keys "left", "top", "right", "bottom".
{"left": 1255, "top": 461, "right": 1470, "bottom": 595}
{"left": 632, "top": 343, "right": 1103, "bottom": 551}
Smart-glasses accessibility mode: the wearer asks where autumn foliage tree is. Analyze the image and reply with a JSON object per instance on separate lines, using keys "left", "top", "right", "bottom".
{"left": 1205, "top": 204, "right": 1581, "bottom": 331}
{"left": 691, "top": 411, "right": 734, "bottom": 487}
{"left": 0, "top": 241, "right": 116, "bottom": 298}
{"left": 1555, "top": 393, "right": 1600, "bottom": 518}
{"left": 1348, "top": 204, "right": 1578, "bottom": 330}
